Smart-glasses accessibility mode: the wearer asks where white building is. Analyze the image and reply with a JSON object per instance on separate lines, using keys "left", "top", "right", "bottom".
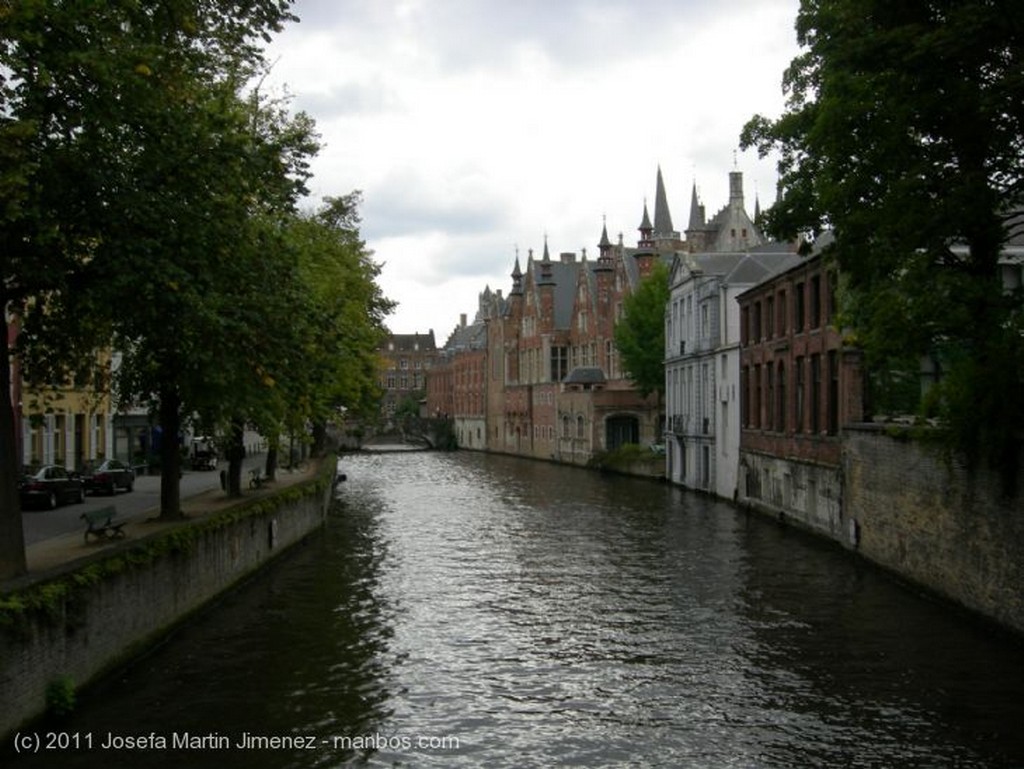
{"left": 664, "top": 170, "right": 798, "bottom": 498}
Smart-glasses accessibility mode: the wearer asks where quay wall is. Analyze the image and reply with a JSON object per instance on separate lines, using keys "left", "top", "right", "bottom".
{"left": 0, "top": 462, "right": 336, "bottom": 740}
{"left": 843, "top": 426, "right": 1024, "bottom": 635}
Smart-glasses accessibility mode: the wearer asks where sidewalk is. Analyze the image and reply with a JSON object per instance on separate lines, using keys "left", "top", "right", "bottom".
{"left": 19, "top": 463, "right": 321, "bottom": 581}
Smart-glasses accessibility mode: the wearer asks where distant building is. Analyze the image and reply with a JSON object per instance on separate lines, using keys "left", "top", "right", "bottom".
{"left": 378, "top": 330, "right": 438, "bottom": 421}
{"left": 436, "top": 167, "right": 682, "bottom": 463}
{"left": 427, "top": 295, "right": 497, "bottom": 449}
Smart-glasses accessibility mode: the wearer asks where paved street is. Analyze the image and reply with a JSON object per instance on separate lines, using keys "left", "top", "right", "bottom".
{"left": 20, "top": 455, "right": 266, "bottom": 546}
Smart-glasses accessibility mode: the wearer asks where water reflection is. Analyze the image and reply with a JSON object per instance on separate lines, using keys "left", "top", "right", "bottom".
{"left": 5, "top": 451, "right": 1024, "bottom": 768}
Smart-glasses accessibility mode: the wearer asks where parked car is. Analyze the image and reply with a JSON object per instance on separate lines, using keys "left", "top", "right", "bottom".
{"left": 19, "top": 465, "right": 86, "bottom": 509}
{"left": 82, "top": 458, "right": 136, "bottom": 495}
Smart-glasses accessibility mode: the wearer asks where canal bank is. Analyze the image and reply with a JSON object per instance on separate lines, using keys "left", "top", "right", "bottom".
{"left": 4, "top": 450, "right": 1018, "bottom": 769}
{"left": 0, "top": 458, "right": 337, "bottom": 740}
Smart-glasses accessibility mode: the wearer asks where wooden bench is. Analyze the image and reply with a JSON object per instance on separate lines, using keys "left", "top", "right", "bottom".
{"left": 81, "top": 506, "right": 126, "bottom": 542}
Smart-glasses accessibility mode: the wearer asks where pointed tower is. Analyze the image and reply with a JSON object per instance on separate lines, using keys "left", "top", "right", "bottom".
{"left": 687, "top": 181, "right": 704, "bottom": 231}
{"left": 596, "top": 217, "right": 614, "bottom": 271}
{"left": 638, "top": 199, "right": 653, "bottom": 246}
{"left": 652, "top": 165, "right": 678, "bottom": 241}
{"left": 539, "top": 234, "right": 554, "bottom": 284}
{"left": 510, "top": 254, "right": 523, "bottom": 296}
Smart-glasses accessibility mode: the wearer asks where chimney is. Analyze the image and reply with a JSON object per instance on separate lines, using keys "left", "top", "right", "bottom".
{"left": 560, "top": 251, "right": 575, "bottom": 264}
{"left": 460, "top": 313, "right": 467, "bottom": 327}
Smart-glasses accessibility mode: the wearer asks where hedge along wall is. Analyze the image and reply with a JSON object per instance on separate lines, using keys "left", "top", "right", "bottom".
{"left": 843, "top": 426, "right": 1024, "bottom": 635}
{"left": 0, "top": 460, "right": 337, "bottom": 740}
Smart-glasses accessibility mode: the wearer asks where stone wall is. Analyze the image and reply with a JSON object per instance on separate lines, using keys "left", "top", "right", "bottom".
{"left": 738, "top": 449, "right": 846, "bottom": 540}
{"left": 0, "top": 464, "right": 335, "bottom": 739}
{"left": 843, "top": 425, "right": 1024, "bottom": 634}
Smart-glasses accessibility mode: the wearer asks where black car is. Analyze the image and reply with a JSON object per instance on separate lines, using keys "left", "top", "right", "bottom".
{"left": 19, "top": 465, "right": 86, "bottom": 509}
{"left": 82, "top": 458, "right": 136, "bottom": 495}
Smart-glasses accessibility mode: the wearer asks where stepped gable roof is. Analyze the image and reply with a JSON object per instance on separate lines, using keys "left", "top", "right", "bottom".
{"left": 443, "top": 316, "right": 487, "bottom": 353}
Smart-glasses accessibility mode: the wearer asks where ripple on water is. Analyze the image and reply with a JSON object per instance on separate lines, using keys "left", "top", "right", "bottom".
{"left": 7, "top": 451, "right": 1021, "bottom": 769}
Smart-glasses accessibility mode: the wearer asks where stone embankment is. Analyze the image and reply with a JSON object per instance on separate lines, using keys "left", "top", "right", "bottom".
{"left": 0, "top": 459, "right": 337, "bottom": 740}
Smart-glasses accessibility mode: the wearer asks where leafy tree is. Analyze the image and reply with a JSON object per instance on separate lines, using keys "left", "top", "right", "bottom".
{"left": 0, "top": 0, "right": 309, "bottom": 577}
{"left": 614, "top": 260, "right": 670, "bottom": 401}
{"left": 282, "top": 194, "right": 393, "bottom": 458}
{"left": 741, "top": 0, "right": 1024, "bottom": 481}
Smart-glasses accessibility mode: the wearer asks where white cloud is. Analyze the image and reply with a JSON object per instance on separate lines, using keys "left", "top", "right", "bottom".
{"left": 264, "top": 0, "right": 802, "bottom": 335}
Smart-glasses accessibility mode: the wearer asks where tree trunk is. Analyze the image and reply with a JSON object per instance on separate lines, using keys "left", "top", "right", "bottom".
{"left": 227, "top": 417, "right": 245, "bottom": 497}
{"left": 311, "top": 419, "right": 327, "bottom": 457}
{"left": 158, "top": 388, "right": 184, "bottom": 520}
{"left": 265, "top": 439, "right": 278, "bottom": 482}
{"left": 0, "top": 317, "right": 28, "bottom": 579}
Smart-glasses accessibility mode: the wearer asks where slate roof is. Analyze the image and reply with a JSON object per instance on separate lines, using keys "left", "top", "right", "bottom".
{"left": 564, "top": 367, "right": 607, "bottom": 385}
{"left": 527, "top": 257, "right": 579, "bottom": 330}
{"left": 386, "top": 331, "right": 437, "bottom": 352}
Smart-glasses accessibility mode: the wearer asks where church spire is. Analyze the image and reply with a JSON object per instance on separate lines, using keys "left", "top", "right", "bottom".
{"left": 638, "top": 199, "right": 653, "bottom": 238}
{"left": 510, "top": 252, "right": 523, "bottom": 295}
{"left": 653, "top": 165, "right": 675, "bottom": 238}
{"left": 687, "top": 180, "right": 704, "bottom": 230}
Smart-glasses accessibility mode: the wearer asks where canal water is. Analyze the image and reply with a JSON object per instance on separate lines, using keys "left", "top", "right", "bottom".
{"left": 7, "top": 451, "right": 1024, "bottom": 768}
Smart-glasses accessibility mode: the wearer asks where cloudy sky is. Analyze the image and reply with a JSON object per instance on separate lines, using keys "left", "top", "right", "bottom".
{"left": 263, "top": 0, "right": 802, "bottom": 342}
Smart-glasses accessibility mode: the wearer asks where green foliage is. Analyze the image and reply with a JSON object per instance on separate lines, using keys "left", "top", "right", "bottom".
{"left": 614, "top": 261, "right": 670, "bottom": 399}
{"left": 587, "top": 443, "right": 664, "bottom": 476}
{"left": 46, "top": 676, "right": 76, "bottom": 718}
{"left": 0, "top": 0, "right": 393, "bottom": 546}
{"left": 0, "top": 457, "right": 336, "bottom": 630}
{"left": 742, "top": 0, "right": 1024, "bottom": 480}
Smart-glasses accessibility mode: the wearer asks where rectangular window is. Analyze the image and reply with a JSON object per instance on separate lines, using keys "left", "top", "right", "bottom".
{"left": 766, "top": 296, "right": 775, "bottom": 338}
{"left": 765, "top": 364, "right": 774, "bottom": 431}
{"left": 827, "top": 270, "right": 838, "bottom": 323}
{"left": 754, "top": 364, "right": 762, "bottom": 429}
{"left": 795, "top": 356, "right": 805, "bottom": 432}
{"left": 777, "top": 362, "right": 786, "bottom": 433}
{"left": 753, "top": 301, "right": 762, "bottom": 341}
{"left": 777, "top": 291, "right": 787, "bottom": 335}
{"left": 795, "top": 282, "right": 806, "bottom": 331}
{"left": 741, "top": 306, "right": 749, "bottom": 346}
{"left": 828, "top": 350, "right": 840, "bottom": 435}
{"left": 810, "top": 275, "right": 822, "bottom": 329}
{"left": 810, "top": 353, "right": 821, "bottom": 433}
{"left": 741, "top": 365, "right": 749, "bottom": 427}
{"left": 550, "top": 345, "right": 568, "bottom": 381}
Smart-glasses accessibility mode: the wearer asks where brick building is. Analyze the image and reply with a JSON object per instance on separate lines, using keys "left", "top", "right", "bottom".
{"left": 736, "top": 248, "right": 865, "bottom": 537}
{"left": 378, "top": 330, "right": 438, "bottom": 421}
{"left": 436, "top": 168, "right": 682, "bottom": 463}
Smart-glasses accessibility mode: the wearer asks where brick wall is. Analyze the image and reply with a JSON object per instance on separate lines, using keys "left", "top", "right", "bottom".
{"left": 844, "top": 425, "right": 1024, "bottom": 634}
